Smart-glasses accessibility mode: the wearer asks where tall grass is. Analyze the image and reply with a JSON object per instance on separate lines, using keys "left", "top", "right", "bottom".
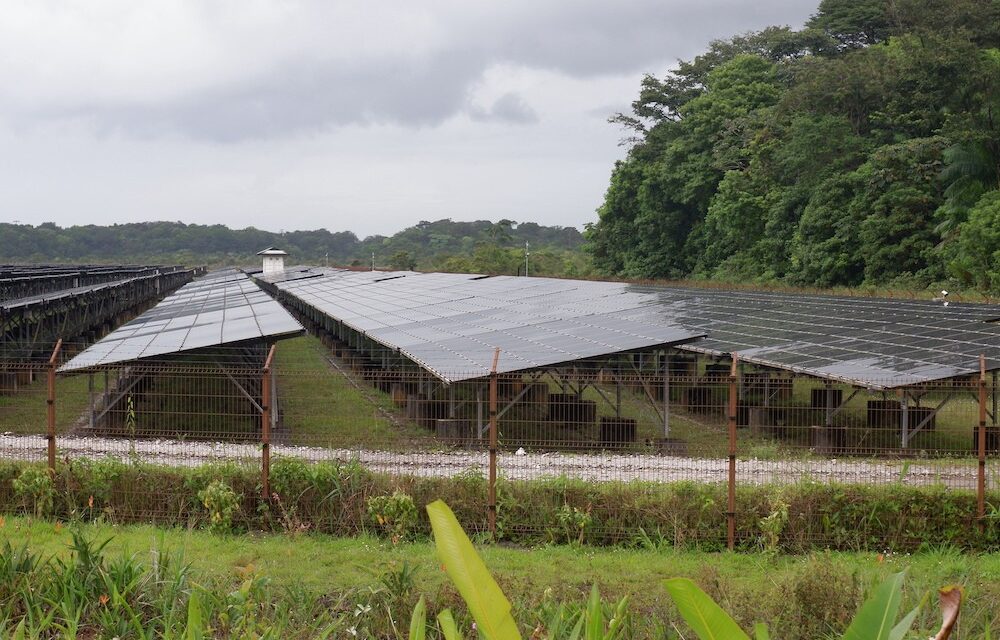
{"left": 1, "top": 457, "right": 999, "bottom": 552}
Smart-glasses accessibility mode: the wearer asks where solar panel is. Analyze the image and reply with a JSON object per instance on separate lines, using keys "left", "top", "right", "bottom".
{"left": 266, "top": 270, "right": 1000, "bottom": 388}
{"left": 625, "top": 286, "right": 1000, "bottom": 388}
{"left": 59, "top": 269, "right": 303, "bottom": 371}
{"left": 271, "top": 271, "right": 703, "bottom": 382}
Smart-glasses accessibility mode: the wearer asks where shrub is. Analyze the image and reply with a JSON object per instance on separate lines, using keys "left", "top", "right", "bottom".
{"left": 198, "top": 480, "right": 240, "bottom": 533}
{"left": 367, "top": 491, "right": 418, "bottom": 543}
{"left": 13, "top": 466, "right": 54, "bottom": 517}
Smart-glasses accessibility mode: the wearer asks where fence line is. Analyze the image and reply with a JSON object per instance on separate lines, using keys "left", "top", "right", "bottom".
{"left": 2, "top": 337, "right": 997, "bottom": 547}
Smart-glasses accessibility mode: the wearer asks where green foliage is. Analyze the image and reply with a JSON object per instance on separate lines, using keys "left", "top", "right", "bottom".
{"left": 197, "top": 480, "right": 240, "bottom": 534}
{"left": 12, "top": 466, "right": 54, "bottom": 518}
{"left": 0, "top": 218, "right": 590, "bottom": 278}
{"left": 554, "top": 503, "right": 593, "bottom": 545}
{"left": 590, "top": 0, "right": 1000, "bottom": 293}
{"left": 427, "top": 499, "right": 522, "bottom": 639}
{"left": 663, "top": 572, "right": 923, "bottom": 640}
{"left": 367, "top": 491, "right": 419, "bottom": 543}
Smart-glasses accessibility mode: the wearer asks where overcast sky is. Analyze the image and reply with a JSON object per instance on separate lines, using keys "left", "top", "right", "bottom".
{"left": 0, "top": 1, "right": 813, "bottom": 238}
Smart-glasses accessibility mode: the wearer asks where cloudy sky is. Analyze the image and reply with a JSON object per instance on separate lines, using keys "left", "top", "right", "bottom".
{"left": 0, "top": 1, "right": 813, "bottom": 238}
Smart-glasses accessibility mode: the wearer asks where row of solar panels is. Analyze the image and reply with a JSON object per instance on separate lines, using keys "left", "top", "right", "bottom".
{"left": 59, "top": 266, "right": 1000, "bottom": 389}
{"left": 258, "top": 268, "right": 1000, "bottom": 388}
{"left": 58, "top": 269, "right": 303, "bottom": 371}
{"left": 0, "top": 265, "right": 189, "bottom": 304}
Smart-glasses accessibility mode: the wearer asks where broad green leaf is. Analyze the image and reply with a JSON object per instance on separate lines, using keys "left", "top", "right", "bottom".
{"left": 184, "top": 590, "right": 204, "bottom": 640}
{"left": 567, "top": 613, "right": 585, "bottom": 640}
{"left": 842, "top": 572, "right": 906, "bottom": 640}
{"left": 586, "top": 584, "right": 604, "bottom": 640}
{"left": 437, "top": 609, "right": 463, "bottom": 640}
{"left": 11, "top": 620, "right": 25, "bottom": 640}
{"left": 410, "top": 596, "right": 427, "bottom": 640}
{"left": 754, "top": 622, "right": 771, "bottom": 640}
{"left": 427, "top": 500, "right": 521, "bottom": 640}
{"left": 663, "top": 578, "right": 750, "bottom": 640}
{"left": 889, "top": 606, "right": 920, "bottom": 640}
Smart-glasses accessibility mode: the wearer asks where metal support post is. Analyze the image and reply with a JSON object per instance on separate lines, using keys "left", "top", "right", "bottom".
{"left": 261, "top": 344, "right": 276, "bottom": 502}
{"left": 615, "top": 375, "right": 622, "bottom": 419}
{"left": 900, "top": 390, "right": 909, "bottom": 448}
{"left": 46, "top": 339, "right": 62, "bottom": 474}
{"left": 88, "top": 373, "right": 95, "bottom": 430}
{"left": 978, "top": 355, "right": 987, "bottom": 525}
{"left": 727, "top": 355, "right": 738, "bottom": 551}
{"left": 488, "top": 348, "right": 500, "bottom": 538}
{"left": 662, "top": 351, "right": 670, "bottom": 438}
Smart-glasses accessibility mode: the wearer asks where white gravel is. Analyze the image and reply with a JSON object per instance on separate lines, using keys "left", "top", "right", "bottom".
{"left": 0, "top": 433, "right": 989, "bottom": 489}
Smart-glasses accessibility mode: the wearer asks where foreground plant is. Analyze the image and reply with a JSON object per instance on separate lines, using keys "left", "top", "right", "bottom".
{"left": 423, "top": 499, "right": 967, "bottom": 640}
{"left": 422, "top": 499, "right": 627, "bottom": 640}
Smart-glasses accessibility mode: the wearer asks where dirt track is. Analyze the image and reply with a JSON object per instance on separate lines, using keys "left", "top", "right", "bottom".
{"left": 0, "top": 433, "right": 989, "bottom": 489}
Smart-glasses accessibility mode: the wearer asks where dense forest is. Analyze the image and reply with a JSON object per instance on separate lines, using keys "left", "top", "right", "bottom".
{"left": 0, "top": 219, "right": 591, "bottom": 277}
{"left": 586, "top": 0, "right": 1000, "bottom": 292}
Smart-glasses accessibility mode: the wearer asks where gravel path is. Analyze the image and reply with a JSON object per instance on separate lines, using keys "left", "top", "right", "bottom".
{"left": 0, "top": 433, "right": 988, "bottom": 489}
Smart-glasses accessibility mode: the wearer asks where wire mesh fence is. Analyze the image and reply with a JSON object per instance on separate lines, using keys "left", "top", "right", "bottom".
{"left": 1, "top": 335, "right": 998, "bottom": 549}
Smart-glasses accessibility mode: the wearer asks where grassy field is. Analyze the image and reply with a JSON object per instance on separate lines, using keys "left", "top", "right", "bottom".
{"left": 2, "top": 515, "right": 999, "bottom": 638}
{"left": 276, "top": 335, "right": 434, "bottom": 448}
{"left": 0, "top": 369, "right": 95, "bottom": 435}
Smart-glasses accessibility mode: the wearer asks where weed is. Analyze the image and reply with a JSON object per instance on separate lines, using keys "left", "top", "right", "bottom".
{"left": 367, "top": 491, "right": 419, "bottom": 543}
{"left": 198, "top": 480, "right": 240, "bottom": 534}
{"left": 12, "top": 466, "right": 54, "bottom": 518}
{"left": 553, "top": 503, "right": 593, "bottom": 545}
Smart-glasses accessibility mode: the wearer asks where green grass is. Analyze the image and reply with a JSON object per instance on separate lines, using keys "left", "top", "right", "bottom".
{"left": 3, "top": 515, "right": 1000, "bottom": 638}
{"left": 0, "top": 370, "right": 94, "bottom": 435}
{"left": 276, "top": 335, "right": 435, "bottom": 448}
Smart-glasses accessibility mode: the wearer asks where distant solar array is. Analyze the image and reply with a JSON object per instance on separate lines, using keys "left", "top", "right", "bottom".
{"left": 0, "top": 265, "right": 188, "bottom": 302}
{"left": 260, "top": 267, "right": 1000, "bottom": 388}
{"left": 60, "top": 269, "right": 303, "bottom": 372}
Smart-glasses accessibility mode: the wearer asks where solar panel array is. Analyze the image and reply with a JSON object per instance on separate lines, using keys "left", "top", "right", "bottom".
{"left": 271, "top": 269, "right": 703, "bottom": 381}
{"left": 629, "top": 286, "right": 1000, "bottom": 388}
{"left": 264, "top": 268, "right": 1000, "bottom": 388}
{"left": 60, "top": 269, "right": 303, "bottom": 371}
{"left": 0, "top": 265, "right": 187, "bottom": 303}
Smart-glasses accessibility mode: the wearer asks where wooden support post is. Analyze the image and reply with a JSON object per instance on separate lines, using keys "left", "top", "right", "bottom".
{"left": 727, "top": 355, "right": 738, "bottom": 551}
{"left": 261, "top": 344, "right": 276, "bottom": 502}
{"left": 46, "top": 339, "right": 62, "bottom": 474}
{"left": 488, "top": 348, "right": 500, "bottom": 539}
{"left": 978, "top": 354, "right": 987, "bottom": 525}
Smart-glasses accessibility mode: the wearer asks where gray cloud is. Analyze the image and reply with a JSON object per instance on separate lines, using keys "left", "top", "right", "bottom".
{"left": 469, "top": 92, "right": 538, "bottom": 124}
{"left": 1, "top": 0, "right": 812, "bottom": 142}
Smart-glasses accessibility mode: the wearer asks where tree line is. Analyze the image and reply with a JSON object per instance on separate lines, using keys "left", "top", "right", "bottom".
{"left": 0, "top": 219, "right": 591, "bottom": 278}
{"left": 585, "top": 0, "right": 1000, "bottom": 292}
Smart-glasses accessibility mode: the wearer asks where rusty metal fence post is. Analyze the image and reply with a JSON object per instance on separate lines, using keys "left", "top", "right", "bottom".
{"left": 262, "top": 344, "right": 277, "bottom": 502}
{"left": 978, "top": 354, "right": 987, "bottom": 524}
{"left": 46, "top": 339, "right": 63, "bottom": 474}
{"left": 488, "top": 348, "right": 500, "bottom": 538}
{"left": 727, "top": 355, "right": 738, "bottom": 550}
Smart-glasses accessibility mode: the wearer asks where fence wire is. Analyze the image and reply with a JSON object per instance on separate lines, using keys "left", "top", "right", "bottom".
{"left": 1, "top": 336, "right": 997, "bottom": 548}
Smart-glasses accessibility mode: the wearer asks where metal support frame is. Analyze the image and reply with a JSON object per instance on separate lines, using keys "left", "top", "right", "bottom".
{"left": 495, "top": 371, "right": 544, "bottom": 422}
{"left": 216, "top": 361, "right": 263, "bottom": 413}
{"left": 91, "top": 369, "right": 148, "bottom": 425}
